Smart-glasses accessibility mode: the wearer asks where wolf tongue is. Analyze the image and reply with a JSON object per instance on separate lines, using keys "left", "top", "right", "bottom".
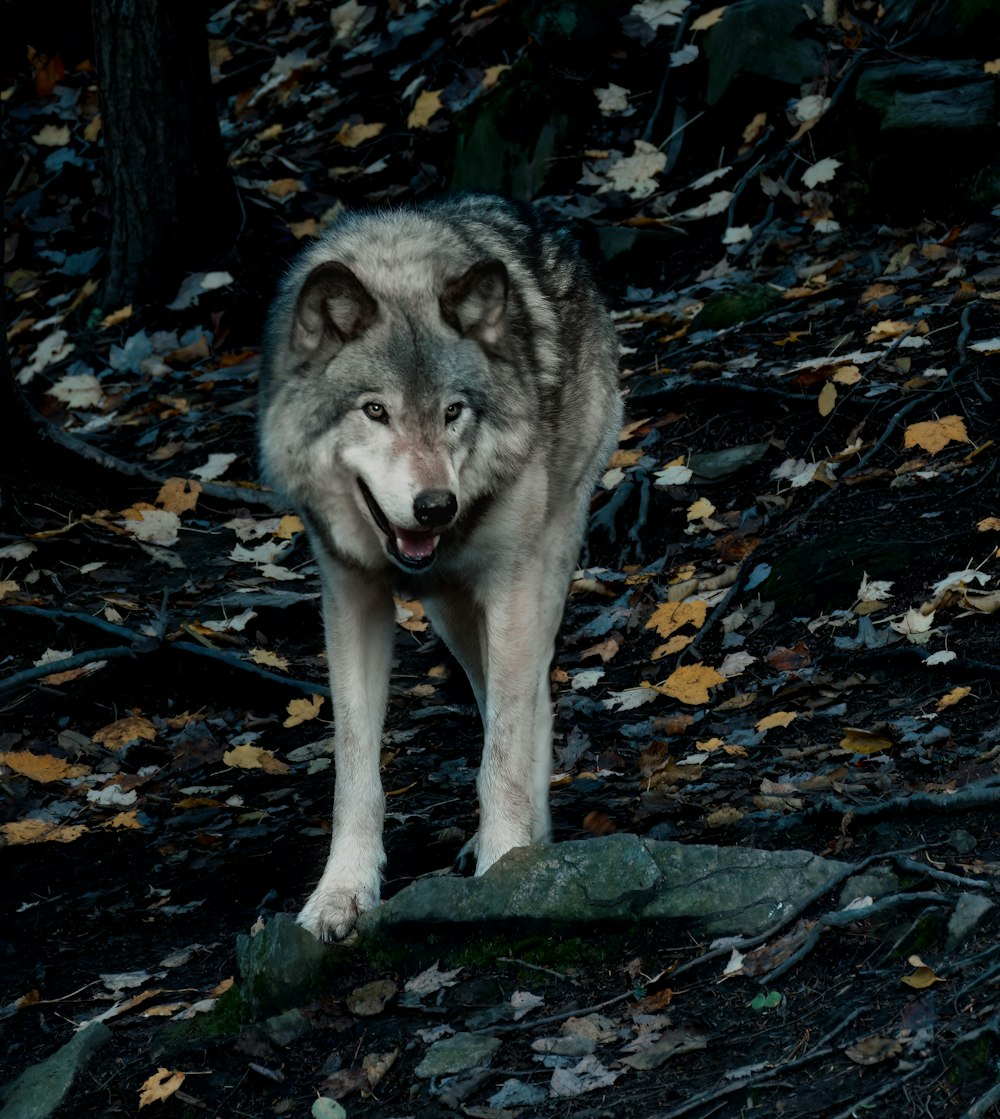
{"left": 394, "top": 527, "right": 437, "bottom": 560}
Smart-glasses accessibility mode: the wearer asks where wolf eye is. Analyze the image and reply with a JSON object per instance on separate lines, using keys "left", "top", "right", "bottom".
{"left": 444, "top": 402, "right": 464, "bottom": 423}
{"left": 363, "top": 402, "right": 388, "bottom": 423}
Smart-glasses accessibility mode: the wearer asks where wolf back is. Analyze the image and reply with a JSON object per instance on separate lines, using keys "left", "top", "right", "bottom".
{"left": 259, "top": 195, "right": 622, "bottom": 939}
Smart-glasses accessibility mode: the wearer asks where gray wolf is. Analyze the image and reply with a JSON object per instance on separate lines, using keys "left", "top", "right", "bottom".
{"left": 259, "top": 195, "right": 622, "bottom": 939}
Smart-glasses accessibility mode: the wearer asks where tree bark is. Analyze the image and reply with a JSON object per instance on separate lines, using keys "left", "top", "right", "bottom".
{"left": 92, "top": 0, "right": 240, "bottom": 307}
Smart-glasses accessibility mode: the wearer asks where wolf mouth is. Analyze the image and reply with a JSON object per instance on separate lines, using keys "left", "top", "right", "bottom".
{"left": 357, "top": 477, "right": 439, "bottom": 571}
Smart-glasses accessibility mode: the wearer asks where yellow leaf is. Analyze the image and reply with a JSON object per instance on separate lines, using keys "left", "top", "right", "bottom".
{"left": 266, "top": 177, "right": 303, "bottom": 197}
{"left": 650, "top": 663, "right": 726, "bottom": 706}
{"left": 335, "top": 120, "right": 385, "bottom": 148}
{"left": 222, "top": 744, "right": 290, "bottom": 774}
{"left": 818, "top": 381, "right": 837, "bottom": 416}
{"left": 839, "top": 728, "right": 893, "bottom": 754}
{"left": 866, "top": 319, "right": 926, "bottom": 342}
{"left": 832, "top": 364, "right": 861, "bottom": 384}
{"left": 985, "top": 59, "right": 1000, "bottom": 75}
{"left": 283, "top": 694, "right": 325, "bottom": 727}
{"left": 0, "top": 751, "right": 90, "bottom": 783}
{"left": 686, "top": 497, "right": 715, "bottom": 522}
{"left": 138, "top": 1068, "right": 185, "bottom": 1108}
{"left": 249, "top": 647, "right": 289, "bottom": 671}
{"left": 977, "top": 516, "right": 1000, "bottom": 532}
{"left": 0, "top": 819, "right": 88, "bottom": 844}
{"left": 645, "top": 599, "right": 708, "bottom": 638}
{"left": 407, "top": 89, "right": 443, "bottom": 129}
{"left": 901, "top": 965, "right": 943, "bottom": 989}
{"left": 691, "top": 5, "right": 727, "bottom": 31}
{"left": 482, "top": 64, "right": 510, "bottom": 90}
{"left": 100, "top": 304, "right": 133, "bottom": 328}
{"left": 756, "top": 711, "right": 797, "bottom": 732}
{"left": 903, "top": 415, "right": 969, "bottom": 455}
{"left": 104, "top": 810, "right": 143, "bottom": 830}
{"left": 92, "top": 715, "right": 157, "bottom": 750}
{"left": 156, "top": 477, "right": 201, "bottom": 515}
{"left": 741, "top": 111, "right": 767, "bottom": 145}
{"left": 936, "top": 686, "right": 971, "bottom": 711}
{"left": 706, "top": 806, "right": 744, "bottom": 827}
{"left": 276, "top": 514, "right": 304, "bottom": 539}
{"left": 651, "top": 635, "right": 693, "bottom": 658}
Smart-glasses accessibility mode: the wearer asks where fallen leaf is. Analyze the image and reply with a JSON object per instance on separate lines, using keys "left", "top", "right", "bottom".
{"left": 818, "top": 381, "right": 837, "bottom": 416}
{"left": 0, "top": 819, "right": 89, "bottom": 844}
{"left": 408, "top": 89, "right": 443, "bottom": 129}
{"left": 839, "top": 729, "right": 893, "bottom": 755}
{"left": 335, "top": 119, "right": 385, "bottom": 147}
{"left": 691, "top": 5, "right": 726, "bottom": 31}
{"left": 222, "top": 744, "right": 289, "bottom": 774}
{"left": 903, "top": 415, "right": 970, "bottom": 455}
{"left": 138, "top": 1068, "right": 185, "bottom": 1108}
{"left": 646, "top": 600, "right": 708, "bottom": 639}
{"left": 283, "top": 694, "right": 325, "bottom": 727}
{"left": 756, "top": 711, "right": 797, "bottom": 732}
{"left": 649, "top": 663, "right": 726, "bottom": 705}
{"left": 249, "top": 647, "right": 289, "bottom": 670}
{"left": 936, "top": 686, "right": 971, "bottom": 711}
{"left": 845, "top": 1035, "right": 904, "bottom": 1065}
{"left": 347, "top": 979, "right": 396, "bottom": 1017}
{"left": 0, "top": 751, "right": 90, "bottom": 783}
{"left": 92, "top": 715, "right": 157, "bottom": 750}
{"left": 363, "top": 1049, "right": 398, "bottom": 1088}
{"left": 156, "top": 477, "right": 201, "bottom": 515}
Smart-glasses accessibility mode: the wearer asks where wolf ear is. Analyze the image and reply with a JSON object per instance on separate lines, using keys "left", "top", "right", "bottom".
{"left": 291, "top": 261, "right": 378, "bottom": 363}
{"left": 440, "top": 259, "right": 508, "bottom": 342}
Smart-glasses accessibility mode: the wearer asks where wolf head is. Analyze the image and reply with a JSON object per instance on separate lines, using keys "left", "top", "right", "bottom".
{"left": 262, "top": 240, "right": 531, "bottom": 574}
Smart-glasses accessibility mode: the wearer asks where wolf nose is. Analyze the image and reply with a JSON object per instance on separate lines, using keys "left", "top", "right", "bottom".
{"left": 413, "top": 489, "right": 457, "bottom": 527}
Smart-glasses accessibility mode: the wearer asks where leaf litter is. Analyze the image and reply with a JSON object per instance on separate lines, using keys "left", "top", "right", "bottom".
{"left": 2, "top": 0, "right": 999, "bottom": 1116}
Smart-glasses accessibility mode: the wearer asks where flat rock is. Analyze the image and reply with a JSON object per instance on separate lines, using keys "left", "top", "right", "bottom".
{"left": 0, "top": 1021, "right": 111, "bottom": 1119}
{"left": 414, "top": 1032, "right": 501, "bottom": 1078}
{"left": 360, "top": 835, "right": 887, "bottom": 937}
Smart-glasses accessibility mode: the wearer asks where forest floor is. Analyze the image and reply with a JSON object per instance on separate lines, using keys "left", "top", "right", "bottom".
{"left": 3, "top": 2, "right": 1000, "bottom": 1117}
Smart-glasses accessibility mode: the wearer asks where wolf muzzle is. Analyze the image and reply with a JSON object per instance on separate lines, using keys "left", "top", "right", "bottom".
{"left": 357, "top": 478, "right": 456, "bottom": 571}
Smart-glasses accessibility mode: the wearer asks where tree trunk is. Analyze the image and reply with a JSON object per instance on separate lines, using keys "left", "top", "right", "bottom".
{"left": 92, "top": 0, "right": 240, "bottom": 307}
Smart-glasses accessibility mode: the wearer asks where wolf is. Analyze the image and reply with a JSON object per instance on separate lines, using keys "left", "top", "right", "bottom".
{"left": 259, "top": 195, "right": 622, "bottom": 939}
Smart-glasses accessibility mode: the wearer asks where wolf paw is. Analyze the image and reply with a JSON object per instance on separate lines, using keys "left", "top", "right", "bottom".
{"left": 297, "top": 879, "right": 379, "bottom": 941}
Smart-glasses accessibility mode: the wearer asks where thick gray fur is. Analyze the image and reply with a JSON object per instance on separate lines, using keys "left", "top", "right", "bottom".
{"left": 259, "top": 195, "right": 622, "bottom": 939}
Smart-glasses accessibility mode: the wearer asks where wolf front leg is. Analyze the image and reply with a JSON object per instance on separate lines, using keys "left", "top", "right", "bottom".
{"left": 475, "top": 561, "right": 568, "bottom": 873}
{"left": 297, "top": 558, "right": 396, "bottom": 940}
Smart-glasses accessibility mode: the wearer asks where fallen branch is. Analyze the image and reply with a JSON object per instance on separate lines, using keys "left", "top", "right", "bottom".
{"left": 0, "top": 646, "right": 137, "bottom": 696}
{"left": 804, "top": 775, "right": 1000, "bottom": 822}
{"left": 169, "top": 640, "right": 330, "bottom": 699}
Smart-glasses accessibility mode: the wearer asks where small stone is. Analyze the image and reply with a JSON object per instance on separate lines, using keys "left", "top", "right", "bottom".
{"left": 414, "top": 1033, "right": 501, "bottom": 1078}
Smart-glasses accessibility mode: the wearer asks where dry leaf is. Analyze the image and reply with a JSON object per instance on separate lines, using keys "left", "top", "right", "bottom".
{"left": 138, "top": 1068, "right": 185, "bottom": 1108}
{"left": 691, "top": 6, "right": 727, "bottom": 31}
{"left": 756, "top": 711, "right": 797, "bottom": 732}
{"left": 283, "top": 694, "right": 325, "bottom": 727}
{"left": 903, "top": 415, "right": 970, "bottom": 455}
{"left": 363, "top": 1048, "right": 399, "bottom": 1088}
{"left": 276, "top": 514, "right": 304, "bottom": 538}
{"left": 347, "top": 978, "right": 397, "bottom": 1017}
{"left": 249, "top": 647, "right": 289, "bottom": 670}
{"left": 222, "top": 744, "right": 289, "bottom": 774}
{"left": 649, "top": 663, "right": 726, "bottom": 706}
{"left": 335, "top": 120, "right": 385, "bottom": 147}
{"left": 936, "top": 686, "right": 971, "bottom": 711}
{"left": 0, "top": 819, "right": 88, "bottom": 844}
{"left": 818, "top": 381, "right": 837, "bottom": 416}
{"left": 845, "top": 1035, "right": 904, "bottom": 1065}
{"left": 686, "top": 497, "right": 715, "bottom": 521}
{"left": 407, "top": 89, "right": 443, "bottom": 129}
{"left": 645, "top": 599, "right": 707, "bottom": 638}
{"left": 156, "top": 477, "right": 201, "bottom": 515}
{"left": 839, "top": 729, "right": 893, "bottom": 755}
{"left": 0, "top": 751, "right": 90, "bottom": 783}
{"left": 92, "top": 715, "right": 157, "bottom": 750}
